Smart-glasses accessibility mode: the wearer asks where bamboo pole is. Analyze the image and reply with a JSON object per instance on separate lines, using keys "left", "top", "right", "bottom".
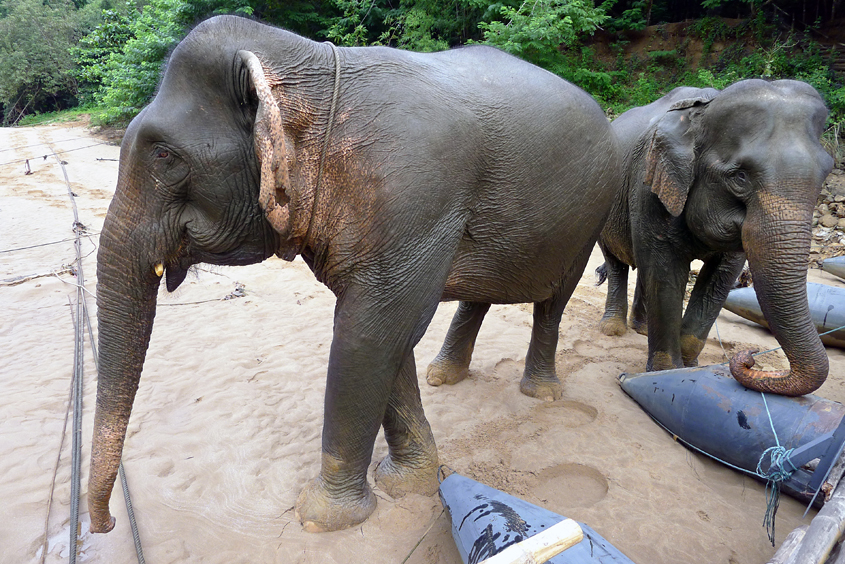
{"left": 479, "top": 519, "right": 583, "bottom": 564}
{"left": 769, "top": 526, "right": 809, "bottom": 564}
{"left": 823, "top": 453, "right": 845, "bottom": 502}
{"left": 785, "top": 479, "right": 845, "bottom": 564}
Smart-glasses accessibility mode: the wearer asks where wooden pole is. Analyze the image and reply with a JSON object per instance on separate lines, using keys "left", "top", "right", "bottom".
{"left": 479, "top": 519, "right": 583, "bottom": 564}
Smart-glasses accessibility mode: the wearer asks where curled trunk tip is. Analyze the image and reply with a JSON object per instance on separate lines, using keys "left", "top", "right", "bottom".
{"left": 730, "top": 348, "right": 826, "bottom": 397}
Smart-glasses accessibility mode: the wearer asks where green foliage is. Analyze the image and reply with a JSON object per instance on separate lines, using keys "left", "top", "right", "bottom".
{"left": 0, "top": 0, "right": 82, "bottom": 125}
{"left": 607, "top": 0, "right": 648, "bottom": 32}
{"left": 73, "top": 8, "right": 136, "bottom": 105}
{"left": 89, "top": 0, "right": 254, "bottom": 125}
{"left": 477, "top": 0, "right": 609, "bottom": 71}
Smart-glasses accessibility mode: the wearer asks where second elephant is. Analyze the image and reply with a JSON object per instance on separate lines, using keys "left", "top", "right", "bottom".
{"left": 598, "top": 79, "right": 833, "bottom": 396}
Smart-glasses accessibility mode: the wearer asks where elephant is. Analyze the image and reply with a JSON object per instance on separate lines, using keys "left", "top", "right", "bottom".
{"left": 596, "top": 79, "right": 834, "bottom": 396}
{"left": 88, "top": 15, "right": 621, "bottom": 535}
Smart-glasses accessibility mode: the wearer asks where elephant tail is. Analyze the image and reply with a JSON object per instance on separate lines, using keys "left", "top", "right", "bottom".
{"left": 595, "top": 263, "right": 608, "bottom": 286}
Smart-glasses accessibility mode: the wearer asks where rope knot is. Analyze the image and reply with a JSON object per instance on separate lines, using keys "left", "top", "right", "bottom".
{"left": 757, "top": 445, "right": 797, "bottom": 482}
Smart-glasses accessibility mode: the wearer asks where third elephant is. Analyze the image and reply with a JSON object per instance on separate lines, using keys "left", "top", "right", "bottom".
{"left": 597, "top": 79, "right": 834, "bottom": 396}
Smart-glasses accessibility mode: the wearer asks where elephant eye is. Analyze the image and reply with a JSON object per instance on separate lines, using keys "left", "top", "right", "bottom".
{"left": 156, "top": 150, "right": 170, "bottom": 159}
{"left": 732, "top": 170, "right": 750, "bottom": 186}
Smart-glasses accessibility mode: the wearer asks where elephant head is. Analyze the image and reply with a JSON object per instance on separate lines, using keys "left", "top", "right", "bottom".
{"left": 88, "top": 18, "right": 330, "bottom": 533}
{"left": 646, "top": 79, "right": 833, "bottom": 396}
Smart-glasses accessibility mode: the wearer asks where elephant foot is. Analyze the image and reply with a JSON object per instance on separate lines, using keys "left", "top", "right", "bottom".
{"left": 647, "top": 351, "right": 681, "bottom": 372}
{"left": 294, "top": 456, "right": 376, "bottom": 533}
{"left": 426, "top": 357, "right": 469, "bottom": 387}
{"left": 681, "top": 334, "right": 705, "bottom": 367}
{"left": 629, "top": 316, "right": 648, "bottom": 336}
{"left": 599, "top": 315, "right": 627, "bottom": 336}
{"left": 374, "top": 452, "right": 440, "bottom": 499}
{"left": 519, "top": 373, "right": 562, "bottom": 402}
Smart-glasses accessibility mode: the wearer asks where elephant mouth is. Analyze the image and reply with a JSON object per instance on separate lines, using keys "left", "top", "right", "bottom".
{"left": 163, "top": 246, "right": 275, "bottom": 292}
{"left": 164, "top": 259, "right": 191, "bottom": 292}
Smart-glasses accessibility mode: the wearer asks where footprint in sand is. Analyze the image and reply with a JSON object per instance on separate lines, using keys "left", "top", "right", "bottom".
{"left": 533, "top": 400, "right": 598, "bottom": 428}
{"left": 531, "top": 463, "right": 609, "bottom": 510}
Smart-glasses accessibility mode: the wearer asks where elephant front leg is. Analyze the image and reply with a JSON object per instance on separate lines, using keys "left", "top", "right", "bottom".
{"left": 640, "top": 258, "right": 688, "bottom": 371}
{"left": 680, "top": 253, "right": 746, "bottom": 366}
{"left": 295, "top": 332, "right": 393, "bottom": 532}
{"left": 598, "top": 251, "right": 630, "bottom": 337}
{"left": 295, "top": 276, "right": 446, "bottom": 532}
{"left": 426, "top": 301, "right": 490, "bottom": 386}
{"left": 375, "top": 352, "right": 439, "bottom": 498}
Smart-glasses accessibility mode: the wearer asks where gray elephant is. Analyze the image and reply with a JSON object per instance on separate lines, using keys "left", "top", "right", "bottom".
{"left": 88, "top": 15, "right": 620, "bottom": 535}
{"left": 597, "top": 79, "right": 833, "bottom": 396}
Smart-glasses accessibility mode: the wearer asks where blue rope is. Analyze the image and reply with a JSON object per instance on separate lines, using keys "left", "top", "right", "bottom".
{"left": 757, "top": 393, "right": 799, "bottom": 546}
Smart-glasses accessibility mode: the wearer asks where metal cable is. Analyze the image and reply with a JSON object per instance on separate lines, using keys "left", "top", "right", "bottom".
{"left": 0, "top": 233, "right": 100, "bottom": 254}
{"left": 0, "top": 136, "right": 91, "bottom": 153}
{"left": 0, "top": 142, "right": 107, "bottom": 168}
{"left": 57, "top": 153, "right": 84, "bottom": 564}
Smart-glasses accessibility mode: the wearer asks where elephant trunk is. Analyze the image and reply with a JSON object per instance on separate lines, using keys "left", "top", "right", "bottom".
{"left": 730, "top": 191, "right": 828, "bottom": 396}
{"left": 88, "top": 194, "right": 161, "bottom": 533}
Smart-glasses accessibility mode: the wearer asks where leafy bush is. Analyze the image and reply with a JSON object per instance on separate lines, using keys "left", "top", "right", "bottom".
{"left": 0, "top": 0, "right": 82, "bottom": 125}
{"left": 477, "top": 0, "right": 609, "bottom": 71}
{"left": 87, "top": 0, "right": 254, "bottom": 126}
{"left": 73, "top": 8, "right": 136, "bottom": 106}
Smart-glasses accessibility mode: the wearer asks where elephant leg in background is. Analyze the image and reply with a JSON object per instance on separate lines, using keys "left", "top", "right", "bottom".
{"left": 629, "top": 273, "right": 648, "bottom": 335}
{"left": 680, "top": 252, "right": 746, "bottom": 366}
{"left": 426, "top": 301, "right": 491, "bottom": 386}
{"left": 640, "top": 249, "right": 690, "bottom": 372}
{"left": 375, "top": 351, "right": 439, "bottom": 498}
{"left": 598, "top": 249, "right": 630, "bottom": 336}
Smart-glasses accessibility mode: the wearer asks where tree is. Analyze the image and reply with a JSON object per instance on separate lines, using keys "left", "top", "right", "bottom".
{"left": 476, "top": 0, "right": 611, "bottom": 72}
{"left": 91, "top": 0, "right": 254, "bottom": 125}
{"left": 0, "top": 0, "right": 82, "bottom": 125}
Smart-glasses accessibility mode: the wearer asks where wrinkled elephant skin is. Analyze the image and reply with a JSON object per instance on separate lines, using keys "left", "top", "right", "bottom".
{"left": 89, "top": 16, "right": 621, "bottom": 535}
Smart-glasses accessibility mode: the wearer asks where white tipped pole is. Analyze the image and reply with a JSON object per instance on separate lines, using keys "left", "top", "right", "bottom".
{"left": 479, "top": 518, "right": 584, "bottom": 564}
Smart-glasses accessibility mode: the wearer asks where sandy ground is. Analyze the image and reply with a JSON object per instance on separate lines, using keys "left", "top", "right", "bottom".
{"left": 3, "top": 120, "right": 845, "bottom": 564}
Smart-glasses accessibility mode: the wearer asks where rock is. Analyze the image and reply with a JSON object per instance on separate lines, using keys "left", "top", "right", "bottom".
{"left": 821, "top": 214, "right": 839, "bottom": 228}
{"left": 813, "top": 216, "right": 819, "bottom": 227}
{"left": 838, "top": 218, "right": 845, "bottom": 230}
{"left": 819, "top": 203, "right": 830, "bottom": 215}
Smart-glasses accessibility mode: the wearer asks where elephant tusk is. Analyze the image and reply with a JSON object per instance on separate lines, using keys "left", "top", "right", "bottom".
{"left": 154, "top": 263, "right": 164, "bottom": 277}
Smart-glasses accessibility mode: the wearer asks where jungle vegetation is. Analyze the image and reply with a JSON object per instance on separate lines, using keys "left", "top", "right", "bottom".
{"left": 1, "top": 0, "right": 843, "bottom": 149}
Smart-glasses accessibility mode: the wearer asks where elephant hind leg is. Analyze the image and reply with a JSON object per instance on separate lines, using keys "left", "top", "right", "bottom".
{"left": 426, "top": 301, "right": 490, "bottom": 386}
{"left": 598, "top": 250, "right": 630, "bottom": 337}
{"left": 629, "top": 273, "right": 648, "bottom": 336}
{"left": 375, "top": 352, "right": 440, "bottom": 498}
{"left": 521, "top": 245, "right": 593, "bottom": 401}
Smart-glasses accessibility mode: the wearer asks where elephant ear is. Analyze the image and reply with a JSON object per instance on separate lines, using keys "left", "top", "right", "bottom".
{"left": 645, "top": 94, "right": 715, "bottom": 217}
{"left": 238, "top": 50, "right": 294, "bottom": 240}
